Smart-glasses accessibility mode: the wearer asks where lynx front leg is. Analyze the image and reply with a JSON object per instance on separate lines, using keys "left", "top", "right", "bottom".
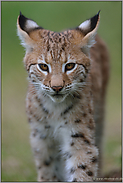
{"left": 30, "top": 128, "right": 60, "bottom": 182}
{"left": 62, "top": 130, "right": 99, "bottom": 181}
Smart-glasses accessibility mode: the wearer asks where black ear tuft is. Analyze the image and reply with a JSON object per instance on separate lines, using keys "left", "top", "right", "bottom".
{"left": 18, "top": 12, "right": 28, "bottom": 31}
{"left": 90, "top": 11, "right": 100, "bottom": 32}
{"left": 18, "top": 12, "right": 43, "bottom": 33}
{"left": 77, "top": 11, "right": 100, "bottom": 37}
{"left": 20, "top": 11, "right": 22, "bottom": 16}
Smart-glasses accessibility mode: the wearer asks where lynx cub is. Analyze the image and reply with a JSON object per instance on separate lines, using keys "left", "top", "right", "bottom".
{"left": 17, "top": 11, "right": 109, "bottom": 181}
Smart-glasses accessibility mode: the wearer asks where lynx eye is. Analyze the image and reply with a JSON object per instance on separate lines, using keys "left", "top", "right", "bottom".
{"left": 38, "top": 64, "right": 49, "bottom": 72}
{"left": 65, "top": 63, "right": 75, "bottom": 72}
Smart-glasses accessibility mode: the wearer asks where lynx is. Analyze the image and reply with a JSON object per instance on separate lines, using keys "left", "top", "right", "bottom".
{"left": 17, "top": 11, "right": 109, "bottom": 181}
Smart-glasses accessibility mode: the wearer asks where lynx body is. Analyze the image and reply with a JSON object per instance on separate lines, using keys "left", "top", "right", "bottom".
{"left": 17, "top": 12, "right": 109, "bottom": 181}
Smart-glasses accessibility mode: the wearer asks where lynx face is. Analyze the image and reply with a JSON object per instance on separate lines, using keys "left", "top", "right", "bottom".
{"left": 28, "top": 32, "right": 91, "bottom": 103}
{"left": 17, "top": 12, "right": 99, "bottom": 103}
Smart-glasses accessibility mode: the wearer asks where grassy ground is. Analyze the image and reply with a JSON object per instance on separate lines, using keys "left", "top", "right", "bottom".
{"left": 1, "top": 1, "right": 122, "bottom": 181}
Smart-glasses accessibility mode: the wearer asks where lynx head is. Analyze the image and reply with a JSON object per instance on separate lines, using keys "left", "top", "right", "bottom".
{"left": 17, "top": 12, "right": 100, "bottom": 103}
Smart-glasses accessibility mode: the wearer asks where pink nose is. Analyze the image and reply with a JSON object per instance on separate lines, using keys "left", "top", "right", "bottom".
{"left": 52, "top": 86, "right": 63, "bottom": 92}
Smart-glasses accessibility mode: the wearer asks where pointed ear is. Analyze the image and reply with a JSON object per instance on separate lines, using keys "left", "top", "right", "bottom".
{"left": 75, "top": 11, "right": 100, "bottom": 55}
{"left": 17, "top": 12, "right": 43, "bottom": 51}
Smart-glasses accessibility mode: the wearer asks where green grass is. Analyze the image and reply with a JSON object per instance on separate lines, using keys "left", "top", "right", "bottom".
{"left": 2, "top": 1, "right": 121, "bottom": 181}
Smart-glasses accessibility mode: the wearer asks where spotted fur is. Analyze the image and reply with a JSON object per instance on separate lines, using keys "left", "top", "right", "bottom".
{"left": 17, "top": 11, "right": 109, "bottom": 181}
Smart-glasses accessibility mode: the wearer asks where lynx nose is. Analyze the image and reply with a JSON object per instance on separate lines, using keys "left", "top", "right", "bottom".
{"left": 52, "top": 86, "right": 63, "bottom": 92}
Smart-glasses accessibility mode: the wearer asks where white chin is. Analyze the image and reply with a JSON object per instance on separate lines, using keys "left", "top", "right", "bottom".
{"left": 48, "top": 95, "right": 67, "bottom": 103}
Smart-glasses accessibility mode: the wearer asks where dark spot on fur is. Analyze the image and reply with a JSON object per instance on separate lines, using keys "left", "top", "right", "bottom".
{"left": 61, "top": 104, "right": 73, "bottom": 116}
{"left": 39, "top": 103, "right": 43, "bottom": 107}
{"left": 83, "top": 113, "right": 87, "bottom": 117}
{"left": 84, "top": 74, "right": 87, "bottom": 78}
{"left": 41, "top": 176, "right": 44, "bottom": 179}
{"left": 34, "top": 115, "right": 40, "bottom": 121}
{"left": 87, "top": 151, "right": 92, "bottom": 154}
{"left": 70, "top": 167, "right": 75, "bottom": 174}
{"left": 42, "top": 107, "right": 49, "bottom": 114}
{"left": 58, "top": 149, "right": 62, "bottom": 153}
{"left": 87, "top": 171, "right": 93, "bottom": 176}
{"left": 62, "top": 45, "right": 65, "bottom": 51}
{"left": 38, "top": 166, "right": 42, "bottom": 169}
{"left": 35, "top": 96, "right": 41, "bottom": 103}
{"left": 71, "top": 142, "right": 74, "bottom": 146}
{"left": 71, "top": 132, "right": 90, "bottom": 145}
{"left": 45, "top": 125, "right": 51, "bottom": 129}
{"left": 49, "top": 37, "right": 53, "bottom": 43}
{"left": 65, "top": 121, "right": 68, "bottom": 124}
{"left": 74, "top": 119, "right": 81, "bottom": 123}
{"left": 72, "top": 178, "right": 77, "bottom": 182}
{"left": 28, "top": 105, "right": 31, "bottom": 109}
{"left": 91, "top": 157, "right": 98, "bottom": 163}
{"left": 71, "top": 133, "right": 84, "bottom": 138}
{"left": 29, "top": 110, "right": 33, "bottom": 115}
{"left": 44, "top": 156, "right": 53, "bottom": 166}
{"left": 80, "top": 79, "right": 84, "bottom": 82}
{"left": 84, "top": 139, "right": 90, "bottom": 145}
{"left": 44, "top": 160, "right": 50, "bottom": 166}
{"left": 32, "top": 129, "right": 38, "bottom": 137}
{"left": 78, "top": 164, "right": 86, "bottom": 169}
{"left": 59, "top": 125, "right": 63, "bottom": 128}
{"left": 47, "top": 44, "right": 50, "bottom": 52}
{"left": 64, "top": 152, "right": 72, "bottom": 159}
{"left": 73, "top": 93, "right": 81, "bottom": 99}
{"left": 89, "top": 108, "right": 92, "bottom": 114}
{"left": 88, "top": 119, "right": 94, "bottom": 129}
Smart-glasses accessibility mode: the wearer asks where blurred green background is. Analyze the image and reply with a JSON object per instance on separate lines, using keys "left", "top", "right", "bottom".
{"left": 1, "top": 1, "right": 121, "bottom": 181}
